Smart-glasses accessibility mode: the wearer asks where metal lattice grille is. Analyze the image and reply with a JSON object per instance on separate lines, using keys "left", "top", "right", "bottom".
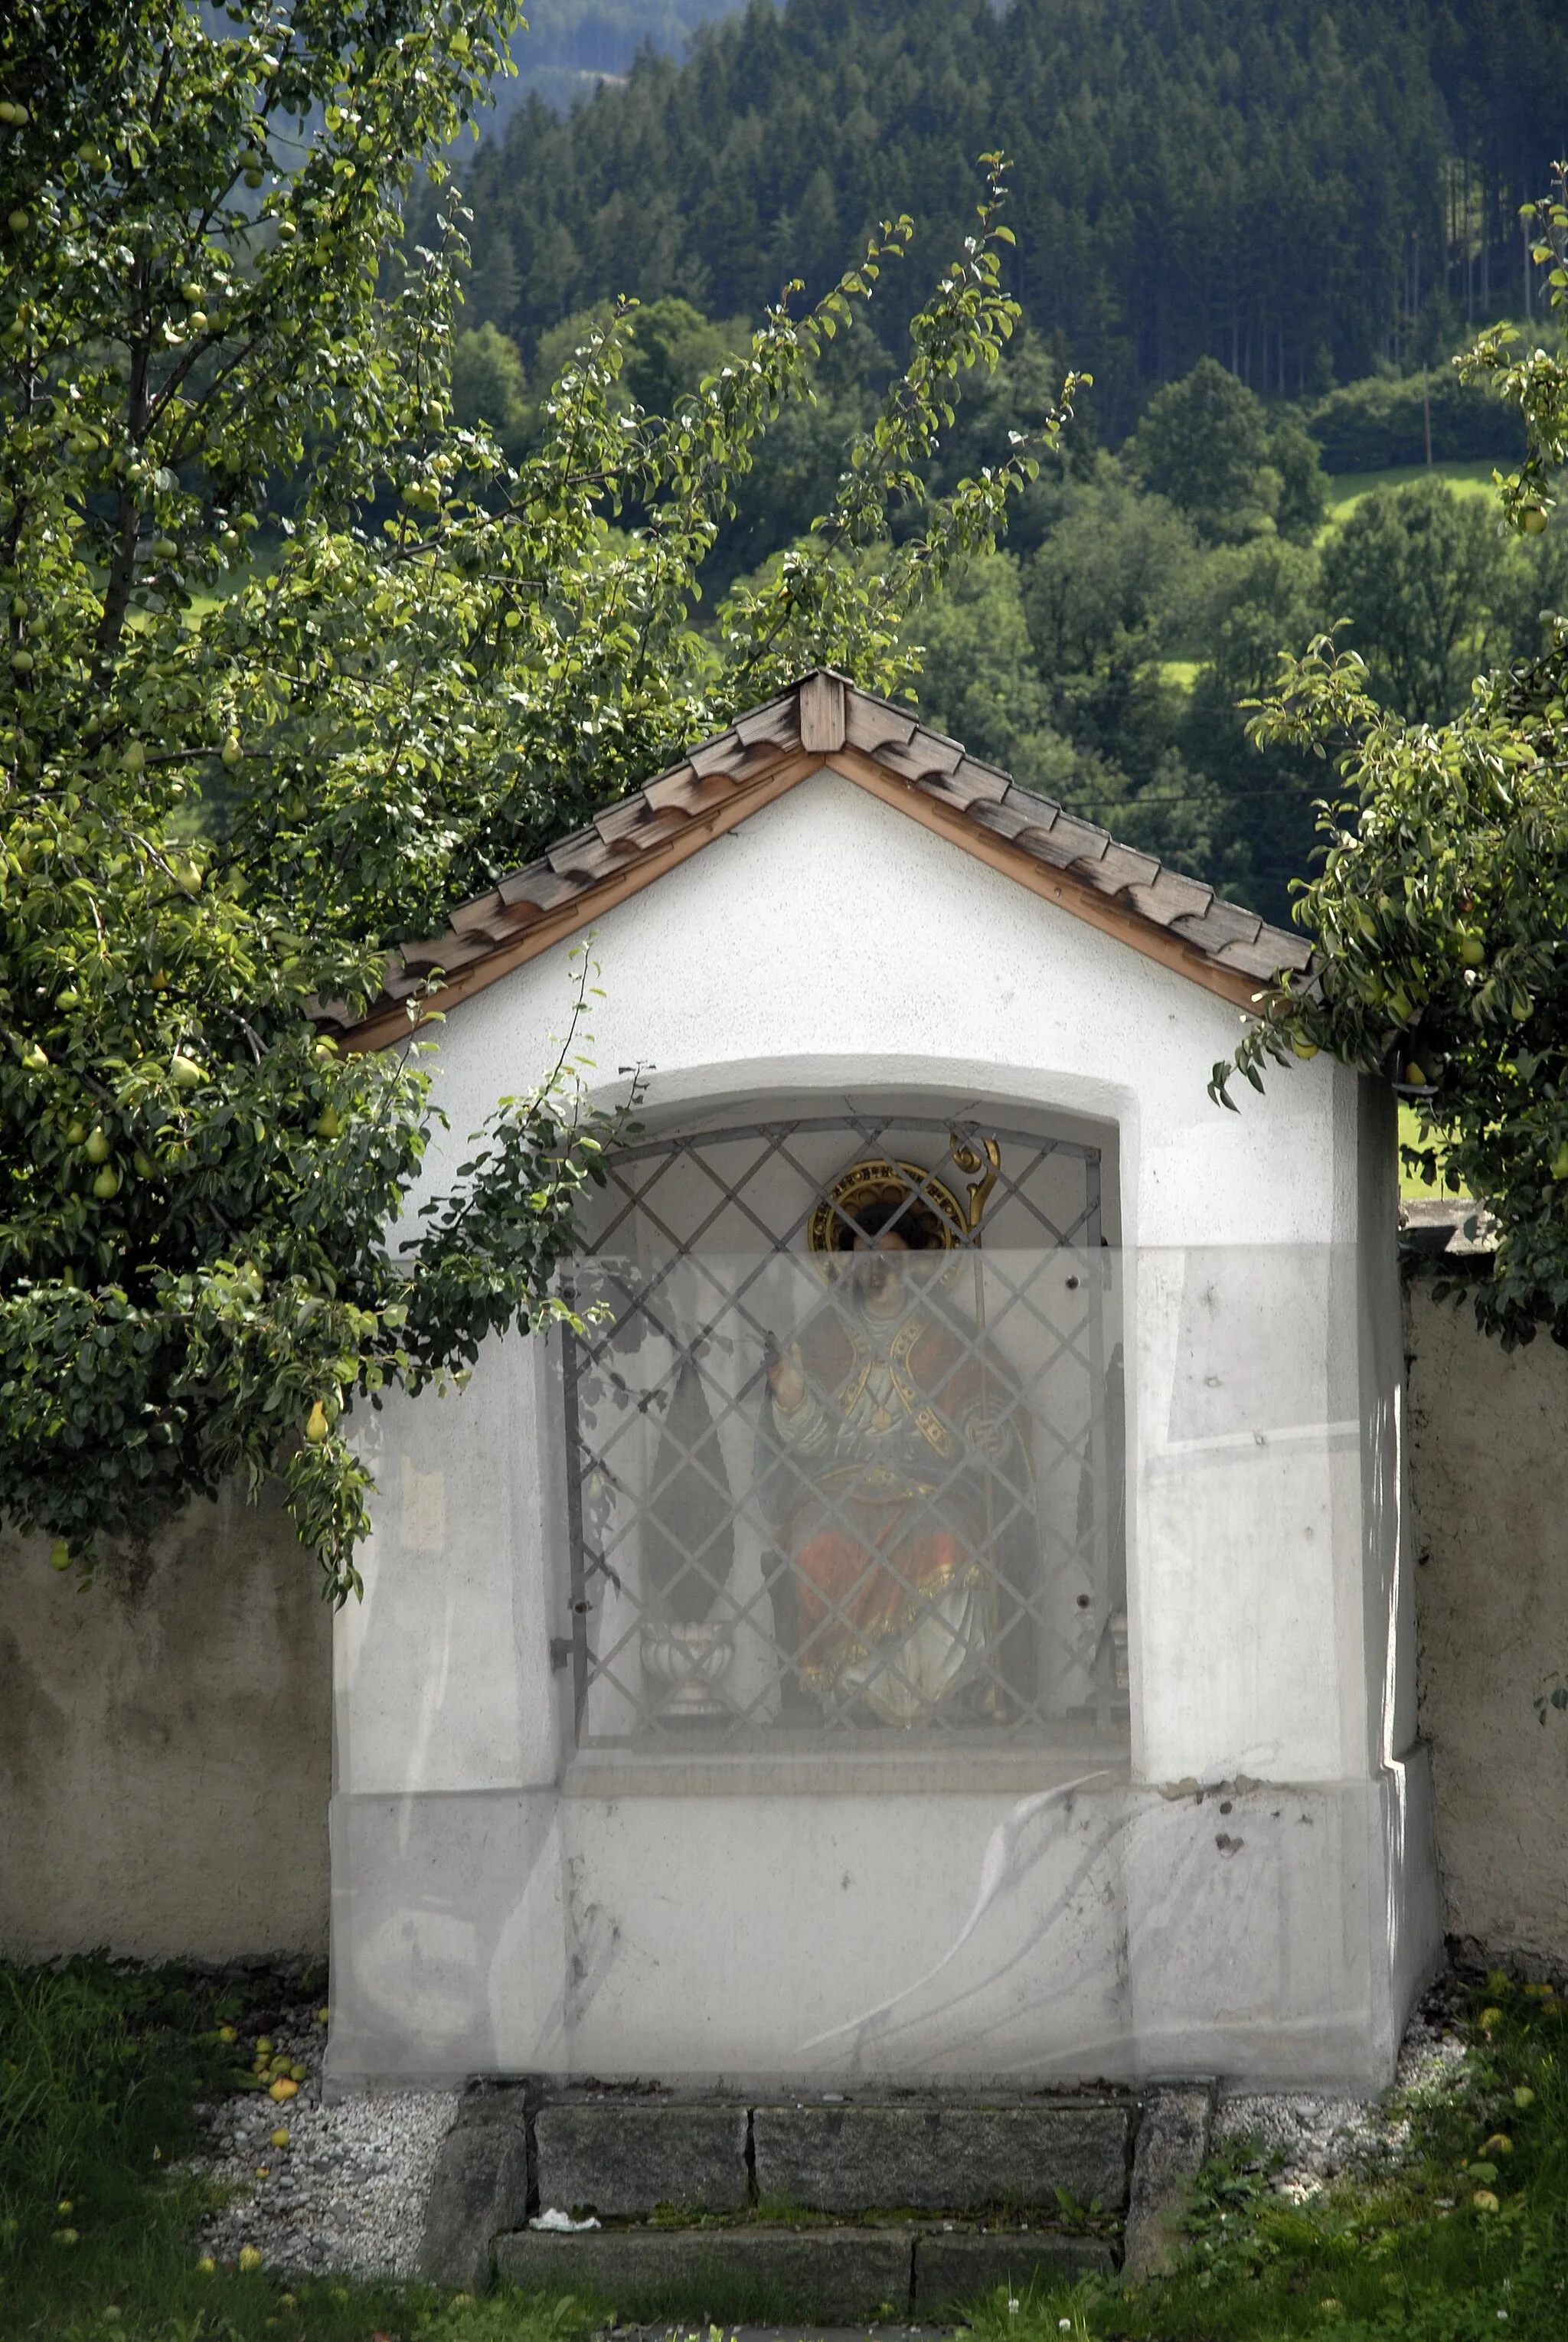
{"left": 560, "top": 1114, "right": 1127, "bottom": 1749}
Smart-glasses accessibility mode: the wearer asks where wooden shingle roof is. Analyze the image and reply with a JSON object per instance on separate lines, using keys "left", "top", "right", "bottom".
{"left": 324, "top": 670, "right": 1312, "bottom": 1050}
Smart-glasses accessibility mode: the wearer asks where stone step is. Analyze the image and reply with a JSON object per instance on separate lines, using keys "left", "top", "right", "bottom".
{"left": 536, "top": 2102, "right": 753, "bottom": 2216}
{"left": 493, "top": 2224, "right": 1115, "bottom": 2324}
{"left": 750, "top": 2103, "right": 1130, "bottom": 2216}
{"left": 913, "top": 2229, "right": 1117, "bottom": 2315}
{"left": 534, "top": 2098, "right": 1133, "bottom": 2221}
{"left": 419, "top": 2084, "right": 1213, "bottom": 2298}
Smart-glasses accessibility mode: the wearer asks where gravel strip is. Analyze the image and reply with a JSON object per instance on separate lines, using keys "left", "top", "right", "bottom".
{"left": 188, "top": 1970, "right": 1486, "bottom": 2272}
{"left": 1213, "top": 1973, "right": 1474, "bottom": 2200}
{"left": 1213, "top": 2091, "right": 1380, "bottom": 2196}
{"left": 192, "top": 1988, "right": 457, "bottom": 2279}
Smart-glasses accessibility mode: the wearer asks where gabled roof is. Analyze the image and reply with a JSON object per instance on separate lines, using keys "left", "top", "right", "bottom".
{"left": 325, "top": 670, "right": 1311, "bottom": 1050}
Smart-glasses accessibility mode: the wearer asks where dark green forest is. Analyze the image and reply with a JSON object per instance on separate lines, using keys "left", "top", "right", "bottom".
{"left": 427, "top": 0, "right": 1568, "bottom": 921}
{"left": 456, "top": 0, "right": 1568, "bottom": 432}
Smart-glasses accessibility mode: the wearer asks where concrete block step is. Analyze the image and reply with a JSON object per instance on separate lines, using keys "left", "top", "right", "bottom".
{"left": 495, "top": 2227, "right": 911, "bottom": 2323}
{"left": 913, "top": 2230, "right": 1116, "bottom": 2313}
{"left": 492, "top": 2225, "right": 1115, "bottom": 2323}
{"left": 535, "top": 2102, "right": 752, "bottom": 2217}
{"left": 420, "top": 2083, "right": 1210, "bottom": 2297}
{"left": 531, "top": 2096, "right": 1133, "bottom": 2221}
{"left": 751, "top": 2102, "right": 1131, "bottom": 2215}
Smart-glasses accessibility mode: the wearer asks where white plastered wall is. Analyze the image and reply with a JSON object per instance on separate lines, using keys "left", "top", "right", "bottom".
{"left": 330, "top": 766, "right": 1439, "bottom": 2091}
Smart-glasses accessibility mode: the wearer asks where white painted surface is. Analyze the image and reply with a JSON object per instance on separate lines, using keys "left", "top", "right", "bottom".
{"left": 335, "top": 1338, "right": 565, "bottom": 1798}
{"left": 397, "top": 773, "right": 1342, "bottom": 1255}
{"left": 330, "top": 760, "right": 1439, "bottom": 2091}
{"left": 328, "top": 1768, "right": 1435, "bottom": 2092}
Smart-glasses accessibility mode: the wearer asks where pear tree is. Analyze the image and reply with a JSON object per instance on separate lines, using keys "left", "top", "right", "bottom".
{"left": 1212, "top": 166, "right": 1568, "bottom": 1353}
{"left": 0, "top": 2, "right": 1072, "bottom": 1594}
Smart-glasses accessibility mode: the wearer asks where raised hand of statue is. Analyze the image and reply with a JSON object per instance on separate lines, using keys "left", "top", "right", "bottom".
{"left": 969, "top": 1410, "right": 1012, "bottom": 1462}
{"left": 766, "top": 1338, "right": 808, "bottom": 1416}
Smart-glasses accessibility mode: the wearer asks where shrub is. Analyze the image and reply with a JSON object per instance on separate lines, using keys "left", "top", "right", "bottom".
{"left": 1308, "top": 370, "right": 1524, "bottom": 472}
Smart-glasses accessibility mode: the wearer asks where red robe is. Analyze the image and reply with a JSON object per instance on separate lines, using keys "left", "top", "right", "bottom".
{"left": 760, "top": 1288, "right": 1034, "bottom": 1712}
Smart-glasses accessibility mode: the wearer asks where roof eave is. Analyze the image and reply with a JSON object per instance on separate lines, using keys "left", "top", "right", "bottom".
{"left": 325, "top": 671, "right": 1306, "bottom": 1051}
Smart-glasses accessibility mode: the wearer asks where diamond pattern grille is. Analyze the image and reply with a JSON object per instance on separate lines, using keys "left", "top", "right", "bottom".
{"left": 560, "top": 1115, "right": 1126, "bottom": 1749}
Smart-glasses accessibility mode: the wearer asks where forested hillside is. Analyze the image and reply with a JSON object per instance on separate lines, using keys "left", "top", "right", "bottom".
{"left": 454, "top": 0, "right": 1568, "bottom": 436}
{"left": 420, "top": 0, "right": 1568, "bottom": 924}
{"left": 482, "top": 0, "right": 737, "bottom": 129}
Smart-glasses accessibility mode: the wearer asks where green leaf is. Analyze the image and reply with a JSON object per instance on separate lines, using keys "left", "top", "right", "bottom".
{"left": 0, "top": 17, "right": 1055, "bottom": 1599}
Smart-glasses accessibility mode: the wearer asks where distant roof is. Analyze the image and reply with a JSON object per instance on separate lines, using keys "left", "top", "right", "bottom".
{"left": 324, "top": 669, "right": 1312, "bottom": 1050}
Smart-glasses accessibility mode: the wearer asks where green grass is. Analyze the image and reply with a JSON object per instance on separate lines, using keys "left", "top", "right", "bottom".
{"left": 969, "top": 1973, "right": 1568, "bottom": 2339}
{"left": 5, "top": 1958, "right": 1567, "bottom": 2339}
{"left": 1322, "top": 459, "right": 1501, "bottom": 530}
{"left": 0, "top": 1956, "right": 560, "bottom": 2342}
{"left": 1399, "top": 1100, "right": 1471, "bottom": 1202}
{"left": 1396, "top": 1100, "right": 1462, "bottom": 1199}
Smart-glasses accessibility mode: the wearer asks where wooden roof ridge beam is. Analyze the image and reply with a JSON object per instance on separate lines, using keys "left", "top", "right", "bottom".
{"left": 799, "top": 669, "right": 847, "bottom": 753}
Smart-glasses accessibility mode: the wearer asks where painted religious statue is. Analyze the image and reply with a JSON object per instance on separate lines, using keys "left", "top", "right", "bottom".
{"left": 758, "top": 1156, "right": 1041, "bottom": 1726}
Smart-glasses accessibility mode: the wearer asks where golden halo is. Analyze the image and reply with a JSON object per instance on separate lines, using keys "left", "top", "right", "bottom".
{"left": 806, "top": 1158, "right": 965, "bottom": 1256}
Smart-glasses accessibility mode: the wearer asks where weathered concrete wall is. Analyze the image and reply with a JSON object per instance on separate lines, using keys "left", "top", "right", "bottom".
{"left": 1407, "top": 1273, "right": 1568, "bottom": 1965}
{"left": 0, "top": 1480, "right": 331, "bottom": 1963}
{"left": 3, "top": 1266, "right": 1564, "bottom": 1981}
